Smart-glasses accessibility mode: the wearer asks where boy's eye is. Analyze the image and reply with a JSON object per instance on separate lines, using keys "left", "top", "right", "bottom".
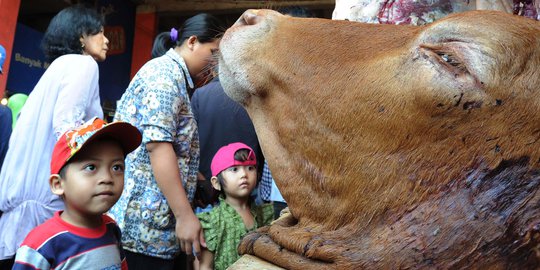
{"left": 227, "top": 166, "right": 238, "bottom": 172}
{"left": 112, "top": 164, "right": 125, "bottom": 172}
{"left": 248, "top": 166, "right": 256, "bottom": 171}
{"left": 84, "top": 164, "right": 96, "bottom": 171}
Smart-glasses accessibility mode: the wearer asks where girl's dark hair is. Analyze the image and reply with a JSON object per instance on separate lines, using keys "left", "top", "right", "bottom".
{"left": 151, "top": 13, "right": 225, "bottom": 58}
{"left": 42, "top": 5, "right": 104, "bottom": 62}
{"left": 215, "top": 148, "right": 255, "bottom": 198}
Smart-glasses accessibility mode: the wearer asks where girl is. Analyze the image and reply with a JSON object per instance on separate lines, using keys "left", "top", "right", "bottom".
{"left": 197, "top": 142, "right": 274, "bottom": 270}
{"left": 0, "top": 5, "right": 108, "bottom": 267}
{"left": 108, "top": 13, "right": 226, "bottom": 270}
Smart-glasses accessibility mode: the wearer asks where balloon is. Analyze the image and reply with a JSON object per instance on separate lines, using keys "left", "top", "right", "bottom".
{"left": 7, "top": 93, "right": 28, "bottom": 129}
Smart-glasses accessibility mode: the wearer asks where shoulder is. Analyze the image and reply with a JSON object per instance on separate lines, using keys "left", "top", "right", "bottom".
{"left": 52, "top": 54, "right": 98, "bottom": 72}
{"left": 21, "top": 217, "right": 65, "bottom": 250}
{"left": 197, "top": 206, "right": 219, "bottom": 226}
{"left": 102, "top": 213, "right": 117, "bottom": 225}
{"left": 103, "top": 214, "right": 121, "bottom": 233}
{"left": 54, "top": 54, "right": 96, "bottom": 64}
{"left": 254, "top": 203, "right": 274, "bottom": 226}
{"left": 259, "top": 203, "right": 274, "bottom": 213}
{"left": 133, "top": 56, "right": 181, "bottom": 86}
{"left": 197, "top": 80, "right": 220, "bottom": 94}
{"left": 198, "top": 203, "right": 233, "bottom": 231}
{"left": 192, "top": 81, "right": 225, "bottom": 105}
{"left": 141, "top": 55, "right": 177, "bottom": 74}
{"left": 0, "top": 106, "right": 12, "bottom": 119}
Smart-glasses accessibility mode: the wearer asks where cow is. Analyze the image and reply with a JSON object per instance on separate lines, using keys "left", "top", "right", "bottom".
{"left": 218, "top": 9, "right": 540, "bottom": 269}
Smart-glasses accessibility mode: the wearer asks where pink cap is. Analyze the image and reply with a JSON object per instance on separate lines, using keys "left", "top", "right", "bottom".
{"left": 210, "top": 142, "right": 257, "bottom": 176}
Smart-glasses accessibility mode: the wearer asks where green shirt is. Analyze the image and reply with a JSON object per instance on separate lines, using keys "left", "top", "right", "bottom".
{"left": 197, "top": 198, "right": 274, "bottom": 270}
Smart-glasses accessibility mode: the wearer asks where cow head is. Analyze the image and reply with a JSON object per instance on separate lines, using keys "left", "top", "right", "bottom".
{"left": 219, "top": 9, "right": 540, "bottom": 269}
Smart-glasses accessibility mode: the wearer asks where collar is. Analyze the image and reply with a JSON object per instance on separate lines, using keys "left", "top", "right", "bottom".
{"left": 165, "top": 48, "right": 194, "bottom": 89}
{"left": 218, "top": 196, "right": 256, "bottom": 214}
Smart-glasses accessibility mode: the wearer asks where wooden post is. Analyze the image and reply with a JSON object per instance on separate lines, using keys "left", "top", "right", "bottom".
{"left": 130, "top": 4, "right": 156, "bottom": 79}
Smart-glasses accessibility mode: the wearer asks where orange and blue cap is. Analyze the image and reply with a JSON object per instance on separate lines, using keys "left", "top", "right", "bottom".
{"left": 50, "top": 117, "right": 142, "bottom": 174}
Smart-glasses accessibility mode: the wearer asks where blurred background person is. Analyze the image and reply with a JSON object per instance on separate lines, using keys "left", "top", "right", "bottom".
{"left": 0, "top": 5, "right": 109, "bottom": 268}
{"left": 0, "top": 45, "right": 11, "bottom": 176}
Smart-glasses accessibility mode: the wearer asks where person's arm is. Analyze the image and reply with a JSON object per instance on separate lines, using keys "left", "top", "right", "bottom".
{"left": 12, "top": 246, "right": 51, "bottom": 270}
{"left": 146, "top": 141, "right": 206, "bottom": 256}
{"left": 197, "top": 248, "right": 214, "bottom": 270}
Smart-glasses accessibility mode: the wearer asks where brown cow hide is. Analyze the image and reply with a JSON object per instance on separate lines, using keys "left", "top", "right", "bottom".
{"left": 219, "top": 9, "right": 540, "bottom": 269}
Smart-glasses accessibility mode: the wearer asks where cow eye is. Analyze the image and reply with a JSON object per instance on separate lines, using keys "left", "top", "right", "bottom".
{"left": 436, "top": 52, "right": 463, "bottom": 69}
{"left": 420, "top": 44, "right": 468, "bottom": 74}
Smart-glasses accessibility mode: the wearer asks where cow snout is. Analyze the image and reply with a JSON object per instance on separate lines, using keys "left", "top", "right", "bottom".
{"left": 220, "top": 9, "right": 284, "bottom": 105}
{"left": 233, "top": 9, "right": 264, "bottom": 27}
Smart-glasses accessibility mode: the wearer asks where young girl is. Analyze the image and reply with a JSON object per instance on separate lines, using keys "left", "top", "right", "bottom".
{"left": 197, "top": 142, "right": 274, "bottom": 270}
{"left": 0, "top": 5, "right": 108, "bottom": 267}
{"left": 108, "top": 13, "right": 226, "bottom": 270}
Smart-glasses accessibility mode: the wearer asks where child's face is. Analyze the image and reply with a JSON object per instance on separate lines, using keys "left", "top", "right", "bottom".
{"left": 220, "top": 165, "right": 257, "bottom": 198}
{"left": 58, "top": 140, "right": 125, "bottom": 217}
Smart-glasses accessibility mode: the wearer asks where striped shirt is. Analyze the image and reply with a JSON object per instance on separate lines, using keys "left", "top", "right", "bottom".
{"left": 13, "top": 211, "right": 127, "bottom": 270}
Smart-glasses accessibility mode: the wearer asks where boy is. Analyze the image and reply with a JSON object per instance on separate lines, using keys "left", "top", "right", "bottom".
{"left": 12, "top": 117, "right": 142, "bottom": 270}
{"left": 197, "top": 142, "right": 274, "bottom": 270}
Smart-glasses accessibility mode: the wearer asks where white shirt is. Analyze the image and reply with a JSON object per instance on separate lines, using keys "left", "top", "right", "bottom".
{"left": 0, "top": 54, "right": 103, "bottom": 259}
{"left": 270, "top": 178, "right": 286, "bottom": 203}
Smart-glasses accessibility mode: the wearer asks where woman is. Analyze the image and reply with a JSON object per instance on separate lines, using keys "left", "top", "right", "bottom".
{"left": 0, "top": 5, "right": 108, "bottom": 266}
{"left": 108, "top": 13, "right": 225, "bottom": 270}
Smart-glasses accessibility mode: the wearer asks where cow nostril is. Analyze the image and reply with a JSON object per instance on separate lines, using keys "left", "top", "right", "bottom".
{"left": 242, "top": 9, "right": 263, "bottom": 25}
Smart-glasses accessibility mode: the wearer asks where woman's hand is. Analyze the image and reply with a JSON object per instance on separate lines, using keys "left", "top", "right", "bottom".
{"left": 176, "top": 211, "right": 206, "bottom": 258}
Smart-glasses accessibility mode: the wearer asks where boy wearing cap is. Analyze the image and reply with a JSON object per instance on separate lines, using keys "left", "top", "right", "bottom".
{"left": 197, "top": 142, "right": 274, "bottom": 270}
{"left": 12, "top": 118, "right": 142, "bottom": 270}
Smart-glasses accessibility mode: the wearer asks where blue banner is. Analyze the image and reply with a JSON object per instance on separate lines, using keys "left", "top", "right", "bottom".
{"left": 6, "top": 24, "right": 47, "bottom": 95}
{"left": 97, "top": 0, "right": 136, "bottom": 103}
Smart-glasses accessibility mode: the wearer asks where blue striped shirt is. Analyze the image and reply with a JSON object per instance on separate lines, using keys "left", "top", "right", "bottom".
{"left": 13, "top": 212, "right": 127, "bottom": 270}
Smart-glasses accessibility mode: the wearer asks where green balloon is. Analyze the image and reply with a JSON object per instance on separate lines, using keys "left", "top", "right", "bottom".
{"left": 7, "top": 93, "right": 28, "bottom": 129}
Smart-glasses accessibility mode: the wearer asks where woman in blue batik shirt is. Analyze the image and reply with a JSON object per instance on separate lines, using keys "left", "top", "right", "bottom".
{"left": 108, "top": 13, "right": 225, "bottom": 270}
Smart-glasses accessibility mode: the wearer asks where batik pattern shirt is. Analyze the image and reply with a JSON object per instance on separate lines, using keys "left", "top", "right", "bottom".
{"left": 259, "top": 161, "right": 273, "bottom": 201}
{"left": 197, "top": 197, "right": 274, "bottom": 270}
{"left": 108, "top": 49, "right": 200, "bottom": 259}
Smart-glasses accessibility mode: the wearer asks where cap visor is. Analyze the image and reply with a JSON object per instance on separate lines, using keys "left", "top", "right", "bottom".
{"left": 77, "top": 122, "right": 142, "bottom": 157}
